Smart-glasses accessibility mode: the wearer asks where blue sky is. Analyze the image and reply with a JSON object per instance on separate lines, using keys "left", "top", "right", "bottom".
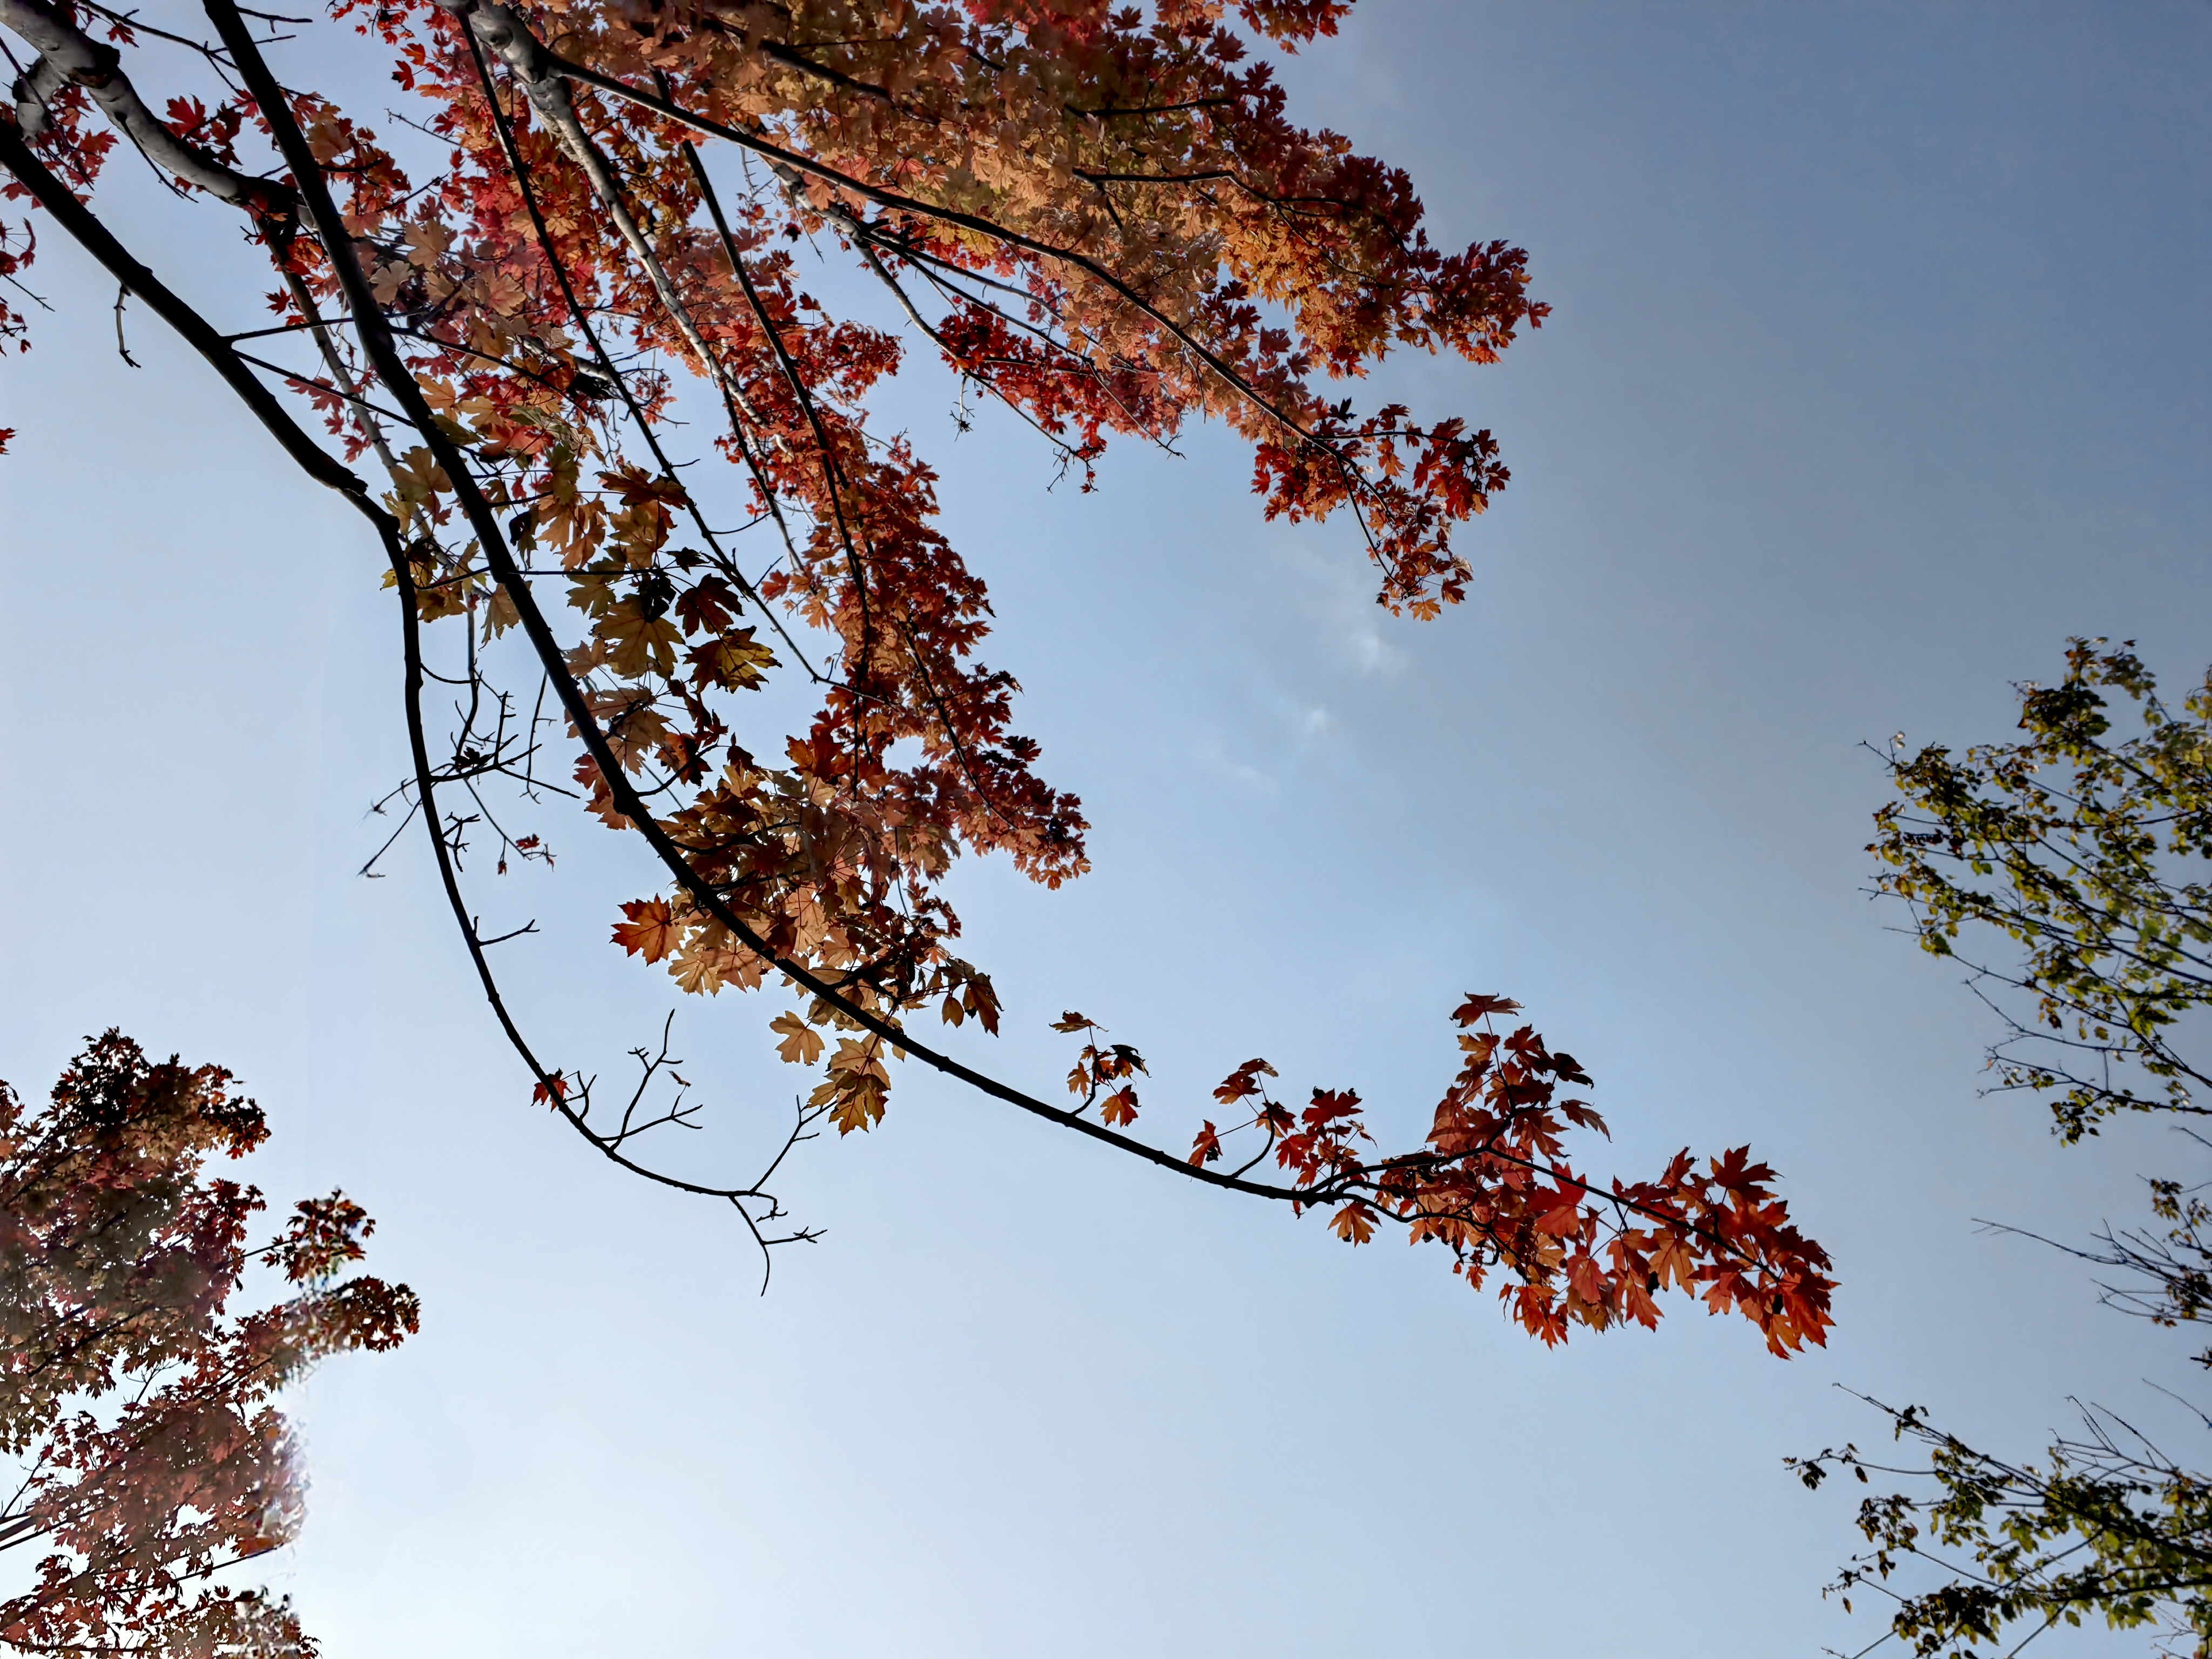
{"left": 2, "top": 3, "right": 2208, "bottom": 1654}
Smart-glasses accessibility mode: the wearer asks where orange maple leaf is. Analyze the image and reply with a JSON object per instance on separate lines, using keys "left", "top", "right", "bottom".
{"left": 611, "top": 898, "right": 678, "bottom": 962}
{"left": 1331, "top": 1202, "right": 1377, "bottom": 1245}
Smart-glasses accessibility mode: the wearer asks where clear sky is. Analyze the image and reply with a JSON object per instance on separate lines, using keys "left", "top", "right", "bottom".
{"left": 2, "top": 3, "right": 2208, "bottom": 1654}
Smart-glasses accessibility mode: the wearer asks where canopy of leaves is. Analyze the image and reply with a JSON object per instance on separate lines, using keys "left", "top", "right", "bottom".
{"left": 0, "top": 1033, "right": 418, "bottom": 1657}
{"left": 0, "top": 0, "right": 1829, "bottom": 1346}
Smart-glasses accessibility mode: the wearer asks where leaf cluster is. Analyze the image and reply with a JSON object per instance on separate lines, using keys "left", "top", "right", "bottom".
{"left": 1873, "top": 640, "right": 2212, "bottom": 1142}
{"left": 0, "top": 1033, "right": 417, "bottom": 1657}
{"left": 1174, "top": 994, "right": 1833, "bottom": 1353}
{"left": 1796, "top": 1397, "right": 2212, "bottom": 1659}
{"left": 1800, "top": 643, "right": 2212, "bottom": 1657}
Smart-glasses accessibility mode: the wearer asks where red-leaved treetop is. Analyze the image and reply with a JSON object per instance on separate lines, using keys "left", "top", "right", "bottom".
{"left": 0, "top": 1033, "right": 419, "bottom": 1657}
{"left": 0, "top": 0, "right": 1832, "bottom": 1349}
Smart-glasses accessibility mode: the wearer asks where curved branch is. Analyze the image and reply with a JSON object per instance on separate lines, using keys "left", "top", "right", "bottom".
{"left": 1, "top": 96, "right": 806, "bottom": 1232}
{"left": 192, "top": 12, "right": 1816, "bottom": 1303}
{"left": 213, "top": 0, "right": 1376, "bottom": 1214}
{"left": 5, "top": 6, "right": 1800, "bottom": 1320}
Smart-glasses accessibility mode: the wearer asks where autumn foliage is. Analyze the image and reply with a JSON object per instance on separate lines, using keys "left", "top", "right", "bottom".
{"left": 1, "top": 0, "right": 1830, "bottom": 1347}
{"left": 1165, "top": 994, "right": 1830, "bottom": 1351}
{"left": 0, "top": 1033, "right": 417, "bottom": 1656}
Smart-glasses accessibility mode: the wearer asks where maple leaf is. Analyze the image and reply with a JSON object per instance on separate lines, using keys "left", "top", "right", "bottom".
{"left": 672, "top": 575, "right": 739, "bottom": 637}
{"left": 611, "top": 898, "right": 678, "bottom": 962}
{"left": 1557, "top": 1100, "right": 1609, "bottom": 1136}
{"left": 963, "top": 975, "right": 1003, "bottom": 1036}
{"left": 1533, "top": 1196, "right": 1587, "bottom": 1239}
{"left": 687, "top": 631, "right": 777, "bottom": 691}
{"left": 1213, "top": 1057, "right": 1278, "bottom": 1106}
{"left": 810, "top": 1039, "right": 892, "bottom": 1135}
{"left": 383, "top": 446, "right": 450, "bottom": 525}
{"left": 1303, "top": 1088, "right": 1364, "bottom": 1129}
{"left": 1189, "top": 1121, "right": 1223, "bottom": 1165}
{"left": 770, "top": 1011, "right": 825, "bottom": 1066}
{"left": 826, "top": 1084, "right": 881, "bottom": 1136}
{"left": 600, "top": 467, "right": 690, "bottom": 508}
{"left": 1453, "top": 994, "right": 1524, "bottom": 1026}
{"left": 1331, "top": 1202, "right": 1377, "bottom": 1245}
{"left": 601, "top": 608, "right": 683, "bottom": 678}
{"left": 483, "top": 585, "right": 520, "bottom": 638}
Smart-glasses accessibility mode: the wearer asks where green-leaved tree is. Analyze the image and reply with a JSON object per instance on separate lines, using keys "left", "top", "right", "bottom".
{"left": 1797, "top": 641, "right": 2212, "bottom": 1658}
